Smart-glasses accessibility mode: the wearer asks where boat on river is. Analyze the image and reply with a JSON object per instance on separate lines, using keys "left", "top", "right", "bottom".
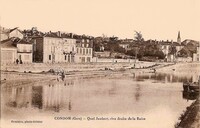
{"left": 183, "top": 82, "right": 199, "bottom": 92}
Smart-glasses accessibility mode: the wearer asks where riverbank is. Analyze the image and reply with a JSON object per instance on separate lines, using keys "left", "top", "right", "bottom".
{"left": 1, "top": 61, "right": 170, "bottom": 73}
{"left": 175, "top": 98, "right": 200, "bottom": 128}
{"left": 1, "top": 69, "right": 134, "bottom": 87}
{"left": 1, "top": 62, "right": 199, "bottom": 84}
{"left": 156, "top": 62, "right": 200, "bottom": 75}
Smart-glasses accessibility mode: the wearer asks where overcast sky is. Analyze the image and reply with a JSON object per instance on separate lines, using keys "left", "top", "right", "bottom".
{"left": 0, "top": 0, "right": 200, "bottom": 41}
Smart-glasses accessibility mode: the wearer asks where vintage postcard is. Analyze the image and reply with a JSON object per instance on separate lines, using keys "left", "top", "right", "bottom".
{"left": 0, "top": 0, "right": 200, "bottom": 128}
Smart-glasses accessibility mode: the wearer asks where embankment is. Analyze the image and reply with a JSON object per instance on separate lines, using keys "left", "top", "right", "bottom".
{"left": 156, "top": 62, "right": 200, "bottom": 75}
{"left": 1, "top": 61, "right": 158, "bottom": 73}
{"left": 175, "top": 98, "right": 200, "bottom": 128}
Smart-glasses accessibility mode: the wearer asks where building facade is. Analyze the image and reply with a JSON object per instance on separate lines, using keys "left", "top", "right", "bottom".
{"left": 1, "top": 39, "right": 17, "bottom": 64}
{"left": 119, "top": 43, "right": 130, "bottom": 51}
{"left": 193, "top": 42, "right": 200, "bottom": 61}
{"left": 0, "top": 27, "right": 23, "bottom": 41}
{"left": 75, "top": 39, "right": 93, "bottom": 63}
{"left": 17, "top": 40, "right": 33, "bottom": 63}
{"left": 32, "top": 36, "right": 76, "bottom": 63}
{"left": 9, "top": 28, "right": 24, "bottom": 39}
{"left": 0, "top": 27, "right": 9, "bottom": 41}
{"left": 1, "top": 38, "right": 32, "bottom": 64}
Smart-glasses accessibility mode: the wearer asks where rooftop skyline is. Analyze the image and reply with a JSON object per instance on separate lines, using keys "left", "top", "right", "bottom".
{"left": 0, "top": 0, "right": 200, "bottom": 41}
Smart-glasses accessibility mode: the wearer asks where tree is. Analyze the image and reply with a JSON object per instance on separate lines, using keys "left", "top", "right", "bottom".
{"left": 134, "top": 31, "right": 144, "bottom": 42}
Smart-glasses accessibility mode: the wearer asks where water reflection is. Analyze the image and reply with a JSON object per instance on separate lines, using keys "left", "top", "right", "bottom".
{"left": 43, "top": 80, "right": 74, "bottom": 112}
{"left": 32, "top": 86, "right": 43, "bottom": 109}
{"left": 4, "top": 80, "right": 75, "bottom": 112}
{"left": 133, "top": 73, "right": 195, "bottom": 83}
{"left": 7, "top": 86, "right": 32, "bottom": 108}
{"left": 2, "top": 72, "right": 196, "bottom": 117}
{"left": 135, "top": 84, "right": 141, "bottom": 102}
{"left": 182, "top": 91, "right": 199, "bottom": 101}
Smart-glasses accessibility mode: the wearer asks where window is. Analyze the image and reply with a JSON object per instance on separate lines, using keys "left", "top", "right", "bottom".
{"left": 89, "top": 49, "right": 91, "bottom": 54}
{"left": 83, "top": 49, "right": 85, "bottom": 55}
{"left": 80, "top": 48, "right": 82, "bottom": 54}
{"left": 77, "top": 48, "right": 79, "bottom": 53}
{"left": 65, "top": 55, "right": 67, "bottom": 60}
{"left": 82, "top": 57, "right": 85, "bottom": 62}
{"left": 87, "top": 57, "right": 91, "bottom": 62}
{"left": 86, "top": 49, "right": 88, "bottom": 54}
{"left": 49, "top": 55, "right": 51, "bottom": 60}
{"left": 68, "top": 55, "right": 70, "bottom": 62}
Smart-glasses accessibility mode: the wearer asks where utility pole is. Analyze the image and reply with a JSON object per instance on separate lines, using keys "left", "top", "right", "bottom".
{"left": 135, "top": 47, "right": 138, "bottom": 63}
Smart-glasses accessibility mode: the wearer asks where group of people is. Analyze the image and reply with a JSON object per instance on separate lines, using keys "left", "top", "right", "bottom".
{"left": 57, "top": 71, "right": 65, "bottom": 81}
{"left": 16, "top": 59, "right": 23, "bottom": 64}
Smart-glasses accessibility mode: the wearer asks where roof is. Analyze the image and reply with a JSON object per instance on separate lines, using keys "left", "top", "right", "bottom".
{"left": 173, "top": 42, "right": 182, "bottom": 46}
{"left": 159, "top": 41, "right": 172, "bottom": 45}
{"left": 44, "top": 32, "right": 63, "bottom": 38}
{"left": 0, "top": 27, "right": 23, "bottom": 34}
{"left": 1, "top": 38, "right": 32, "bottom": 48}
{"left": 9, "top": 27, "right": 19, "bottom": 33}
{"left": 17, "top": 39, "right": 32, "bottom": 44}
{"left": 1, "top": 38, "right": 17, "bottom": 48}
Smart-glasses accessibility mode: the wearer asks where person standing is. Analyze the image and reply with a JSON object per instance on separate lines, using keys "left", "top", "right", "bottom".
{"left": 20, "top": 59, "right": 23, "bottom": 64}
{"left": 16, "top": 59, "right": 19, "bottom": 64}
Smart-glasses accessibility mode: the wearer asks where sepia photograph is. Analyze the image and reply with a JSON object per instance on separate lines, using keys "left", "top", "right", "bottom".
{"left": 0, "top": 0, "right": 200, "bottom": 128}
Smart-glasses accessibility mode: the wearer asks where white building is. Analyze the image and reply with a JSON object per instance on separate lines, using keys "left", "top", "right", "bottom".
{"left": 32, "top": 35, "right": 76, "bottom": 63}
{"left": 119, "top": 43, "right": 130, "bottom": 51}
{"left": 0, "top": 27, "right": 23, "bottom": 41}
{"left": 1, "top": 39, "right": 17, "bottom": 64}
{"left": 1, "top": 38, "right": 33, "bottom": 64}
{"left": 16, "top": 39, "right": 33, "bottom": 63}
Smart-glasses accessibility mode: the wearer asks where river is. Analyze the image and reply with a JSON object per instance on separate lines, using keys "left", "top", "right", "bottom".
{"left": 1, "top": 72, "right": 198, "bottom": 128}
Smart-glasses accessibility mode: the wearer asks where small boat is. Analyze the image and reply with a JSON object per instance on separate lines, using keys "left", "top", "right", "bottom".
{"left": 183, "top": 81, "right": 199, "bottom": 92}
{"left": 189, "top": 82, "right": 199, "bottom": 92}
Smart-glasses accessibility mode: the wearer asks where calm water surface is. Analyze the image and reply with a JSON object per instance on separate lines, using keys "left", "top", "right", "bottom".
{"left": 1, "top": 72, "right": 198, "bottom": 128}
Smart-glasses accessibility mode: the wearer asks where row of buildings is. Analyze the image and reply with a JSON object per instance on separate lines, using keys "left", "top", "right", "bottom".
{"left": 98, "top": 32, "right": 200, "bottom": 62}
{"left": 1, "top": 27, "right": 93, "bottom": 64}
{"left": 1, "top": 27, "right": 200, "bottom": 64}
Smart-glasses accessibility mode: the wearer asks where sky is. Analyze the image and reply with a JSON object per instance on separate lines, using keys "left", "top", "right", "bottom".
{"left": 0, "top": 0, "right": 200, "bottom": 41}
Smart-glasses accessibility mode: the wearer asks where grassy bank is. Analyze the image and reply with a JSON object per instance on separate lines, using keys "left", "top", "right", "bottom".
{"left": 175, "top": 98, "right": 200, "bottom": 128}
